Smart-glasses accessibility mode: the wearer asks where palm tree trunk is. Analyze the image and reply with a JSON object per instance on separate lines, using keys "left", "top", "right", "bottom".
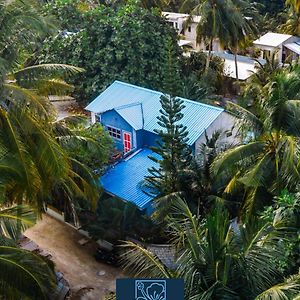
{"left": 205, "top": 37, "right": 213, "bottom": 73}
{"left": 234, "top": 50, "right": 239, "bottom": 81}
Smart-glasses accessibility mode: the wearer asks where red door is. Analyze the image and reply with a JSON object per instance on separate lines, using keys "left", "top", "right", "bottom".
{"left": 123, "top": 132, "right": 132, "bottom": 153}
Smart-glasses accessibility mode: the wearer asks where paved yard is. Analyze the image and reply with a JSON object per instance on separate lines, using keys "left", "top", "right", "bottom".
{"left": 25, "top": 215, "right": 122, "bottom": 300}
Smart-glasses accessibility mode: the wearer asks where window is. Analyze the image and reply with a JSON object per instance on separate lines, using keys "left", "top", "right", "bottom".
{"left": 107, "top": 126, "right": 121, "bottom": 139}
{"left": 175, "top": 22, "right": 178, "bottom": 29}
{"left": 263, "top": 50, "right": 271, "bottom": 59}
{"left": 95, "top": 114, "right": 101, "bottom": 122}
{"left": 188, "top": 26, "right": 191, "bottom": 32}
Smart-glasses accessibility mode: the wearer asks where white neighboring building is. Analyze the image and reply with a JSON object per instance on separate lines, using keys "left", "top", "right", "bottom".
{"left": 253, "top": 32, "right": 300, "bottom": 64}
{"left": 162, "top": 12, "right": 222, "bottom": 52}
{"left": 212, "top": 52, "right": 266, "bottom": 81}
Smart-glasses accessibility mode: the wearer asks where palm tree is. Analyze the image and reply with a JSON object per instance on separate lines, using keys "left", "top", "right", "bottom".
{"left": 212, "top": 64, "right": 300, "bottom": 215}
{"left": 281, "top": 9, "right": 300, "bottom": 36}
{"left": 0, "top": 205, "right": 57, "bottom": 299}
{"left": 224, "top": 0, "right": 260, "bottom": 80}
{"left": 0, "top": 0, "right": 100, "bottom": 212}
{"left": 0, "top": 1, "right": 98, "bottom": 297}
{"left": 243, "top": 53, "right": 281, "bottom": 102}
{"left": 120, "top": 196, "right": 300, "bottom": 299}
{"left": 186, "top": 0, "right": 259, "bottom": 78}
{"left": 286, "top": 0, "right": 300, "bottom": 12}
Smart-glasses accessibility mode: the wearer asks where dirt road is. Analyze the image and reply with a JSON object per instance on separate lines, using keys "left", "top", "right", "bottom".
{"left": 25, "top": 215, "right": 122, "bottom": 300}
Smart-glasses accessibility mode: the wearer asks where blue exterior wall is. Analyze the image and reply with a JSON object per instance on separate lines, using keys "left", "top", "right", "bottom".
{"left": 100, "top": 110, "right": 196, "bottom": 153}
{"left": 142, "top": 131, "right": 161, "bottom": 148}
{"left": 100, "top": 110, "right": 135, "bottom": 152}
{"left": 136, "top": 130, "right": 144, "bottom": 149}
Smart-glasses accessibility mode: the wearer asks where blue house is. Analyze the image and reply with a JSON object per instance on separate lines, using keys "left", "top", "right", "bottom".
{"left": 85, "top": 81, "right": 236, "bottom": 213}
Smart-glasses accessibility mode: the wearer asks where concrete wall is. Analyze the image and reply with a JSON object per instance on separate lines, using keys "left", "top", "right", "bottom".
{"left": 182, "top": 23, "right": 222, "bottom": 52}
{"left": 194, "top": 111, "right": 238, "bottom": 157}
{"left": 165, "top": 17, "right": 221, "bottom": 52}
{"left": 255, "top": 36, "right": 299, "bottom": 63}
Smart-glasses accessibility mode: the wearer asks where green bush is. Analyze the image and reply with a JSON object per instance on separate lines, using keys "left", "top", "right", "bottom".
{"left": 39, "top": 0, "right": 180, "bottom": 103}
{"left": 80, "top": 196, "right": 163, "bottom": 244}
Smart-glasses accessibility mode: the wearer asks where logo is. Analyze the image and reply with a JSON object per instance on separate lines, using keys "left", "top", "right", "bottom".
{"left": 116, "top": 278, "right": 184, "bottom": 300}
{"left": 135, "top": 279, "right": 166, "bottom": 300}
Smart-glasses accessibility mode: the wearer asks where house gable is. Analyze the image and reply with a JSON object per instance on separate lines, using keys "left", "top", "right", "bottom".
{"left": 100, "top": 109, "right": 136, "bottom": 152}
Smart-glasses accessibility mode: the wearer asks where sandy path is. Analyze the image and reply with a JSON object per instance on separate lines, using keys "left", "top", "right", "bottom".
{"left": 25, "top": 214, "right": 122, "bottom": 300}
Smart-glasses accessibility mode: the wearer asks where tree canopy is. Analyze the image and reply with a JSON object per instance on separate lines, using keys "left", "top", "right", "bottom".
{"left": 38, "top": 0, "right": 180, "bottom": 102}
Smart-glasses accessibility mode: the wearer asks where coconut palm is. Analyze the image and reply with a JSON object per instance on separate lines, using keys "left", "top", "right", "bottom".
{"left": 121, "top": 196, "right": 300, "bottom": 299}
{"left": 0, "top": 205, "right": 57, "bottom": 299}
{"left": 281, "top": 9, "right": 300, "bottom": 36}
{"left": 0, "top": 62, "right": 101, "bottom": 210}
{"left": 212, "top": 64, "right": 300, "bottom": 215}
{"left": 243, "top": 53, "right": 281, "bottom": 102}
{"left": 0, "top": 0, "right": 100, "bottom": 212}
{"left": 286, "top": 0, "right": 300, "bottom": 12}
{"left": 185, "top": 0, "right": 259, "bottom": 77}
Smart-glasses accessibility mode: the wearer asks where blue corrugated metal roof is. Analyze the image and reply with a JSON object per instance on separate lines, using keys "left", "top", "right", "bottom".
{"left": 85, "top": 81, "right": 224, "bottom": 145}
{"left": 100, "top": 148, "right": 160, "bottom": 210}
{"left": 116, "top": 104, "right": 144, "bottom": 130}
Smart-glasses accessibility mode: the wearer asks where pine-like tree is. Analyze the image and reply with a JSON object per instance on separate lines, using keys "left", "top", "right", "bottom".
{"left": 145, "top": 39, "right": 192, "bottom": 197}
{"left": 161, "top": 37, "right": 183, "bottom": 96}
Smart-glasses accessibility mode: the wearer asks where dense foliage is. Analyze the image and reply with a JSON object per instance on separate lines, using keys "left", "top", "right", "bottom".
{"left": 39, "top": 0, "right": 180, "bottom": 102}
{"left": 80, "top": 196, "right": 162, "bottom": 243}
{"left": 60, "top": 121, "right": 113, "bottom": 170}
{"left": 3, "top": 0, "right": 300, "bottom": 298}
{"left": 122, "top": 197, "right": 300, "bottom": 299}
{"left": 256, "top": 0, "right": 285, "bottom": 15}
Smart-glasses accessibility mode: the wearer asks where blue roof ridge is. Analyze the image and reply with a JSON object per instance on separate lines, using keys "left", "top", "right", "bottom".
{"left": 113, "top": 80, "right": 223, "bottom": 112}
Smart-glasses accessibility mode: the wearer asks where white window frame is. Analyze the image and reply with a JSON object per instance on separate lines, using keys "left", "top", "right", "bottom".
{"left": 106, "top": 125, "right": 121, "bottom": 140}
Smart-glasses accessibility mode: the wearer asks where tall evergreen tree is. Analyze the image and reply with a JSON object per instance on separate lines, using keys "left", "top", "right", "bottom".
{"left": 162, "top": 37, "right": 183, "bottom": 96}
{"left": 145, "top": 39, "right": 192, "bottom": 197}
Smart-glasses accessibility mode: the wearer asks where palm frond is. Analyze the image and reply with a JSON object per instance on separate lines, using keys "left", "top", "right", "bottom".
{"left": 255, "top": 274, "right": 300, "bottom": 300}
{"left": 0, "top": 205, "right": 36, "bottom": 240}
{"left": 0, "top": 246, "right": 56, "bottom": 299}
{"left": 14, "top": 64, "right": 84, "bottom": 79}
{"left": 120, "top": 241, "right": 174, "bottom": 278}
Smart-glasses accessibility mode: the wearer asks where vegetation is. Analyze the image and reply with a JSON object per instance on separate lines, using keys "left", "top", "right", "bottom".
{"left": 121, "top": 197, "right": 300, "bottom": 299}
{"left": 213, "top": 64, "right": 300, "bottom": 215}
{"left": 0, "top": 0, "right": 103, "bottom": 296}
{"left": 38, "top": 0, "right": 180, "bottom": 102}
{"left": 146, "top": 40, "right": 193, "bottom": 198}
{"left": 0, "top": 206, "right": 56, "bottom": 299}
{"left": 58, "top": 121, "right": 113, "bottom": 171}
{"left": 188, "top": 0, "right": 260, "bottom": 79}
{"left": 2, "top": 0, "right": 300, "bottom": 298}
{"left": 80, "top": 197, "right": 162, "bottom": 243}
{"left": 146, "top": 93, "right": 192, "bottom": 197}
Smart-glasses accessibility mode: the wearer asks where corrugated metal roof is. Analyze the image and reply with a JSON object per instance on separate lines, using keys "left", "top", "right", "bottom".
{"left": 162, "top": 11, "right": 201, "bottom": 23}
{"left": 116, "top": 103, "right": 144, "bottom": 130}
{"left": 212, "top": 52, "right": 266, "bottom": 80}
{"left": 85, "top": 81, "right": 223, "bottom": 145}
{"left": 100, "top": 148, "right": 160, "bottom": 209}
{"left": 253, "top": 32, "right": 293, "bottom": 47}
{"left": 285, "top": 42, "right": 300, "bottom": 55}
